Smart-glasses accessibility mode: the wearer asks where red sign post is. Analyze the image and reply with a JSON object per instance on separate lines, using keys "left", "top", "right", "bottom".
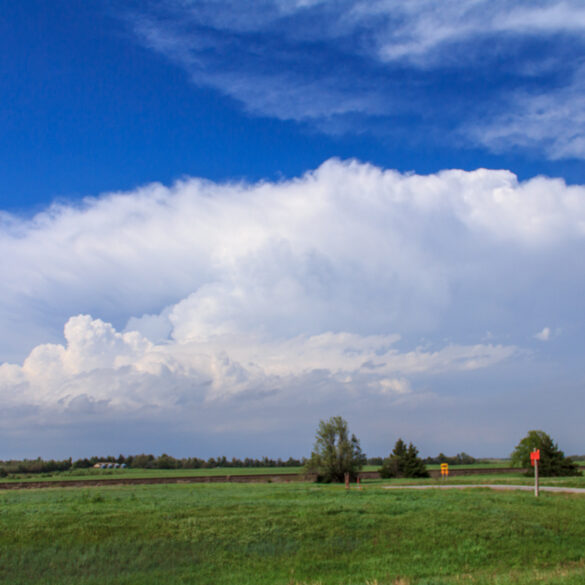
{"left": 530, "top": 449, "right": 540, "bottom": 497}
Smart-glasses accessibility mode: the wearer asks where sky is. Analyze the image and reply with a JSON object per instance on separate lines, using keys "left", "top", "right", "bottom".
{"left": 2, "top": 0, "right": 585, "bottom": 460}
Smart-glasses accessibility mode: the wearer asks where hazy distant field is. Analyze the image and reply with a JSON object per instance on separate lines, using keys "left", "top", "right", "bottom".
{"left": 2, "top": 479, "right": 585, "bottom": 585}
{"left": 425, "top": 460, "right": 512, "bottom": 470}
{"left": 3, "top": 459, "right": 583, "bottom": 487}
{"left": 0, "top": 462, "right": 522, "bottom": 483}
{"left": 0, "top": 466, "right": 306, "bottom": 483}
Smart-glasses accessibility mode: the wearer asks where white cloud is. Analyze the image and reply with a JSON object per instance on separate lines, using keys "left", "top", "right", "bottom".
{"left": 534, "top": 327, "right": 551, "bottom": 341}
{"left": 129, "top": 8, "right": 385, "bottom": 122}
{"left": 0, "top": 313, "right": 517, "bottom": 416}
{"left": 131, "top": 1, "right": 585, "bottom": 65}
{"left": 470, "top": 66, "right": 585, "bottom": 160}
{"left": 376, "top": 377, "right": 411, "bottom": 395}
{"left": 119, "top": 1, "right": 585, "bottom": 159}
{"left": 2, "top": 159, "right": 585, "bottom": 443}
{"left": 2, "top": 159, "right": 585, "bottom": 360}
{"left": 354, "top": 0, "right": 585, "bottom": 65}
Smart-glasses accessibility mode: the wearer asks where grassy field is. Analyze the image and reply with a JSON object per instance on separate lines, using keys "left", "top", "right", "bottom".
{"left": 4, "top": 460, "right": 584, "bottom": 483}
{"left": 0, "top": 466, "right": 307, "bottom": 483}
{"left": 2, "top": 479, "right": 585, "bottom": 585}
{"left": 425, "top": 461, "right": 512, "bottom": 470}
{"left": 366, "top": 473, "right": 585, "bottom": 489}
{"left": 3, "top": 461, "right": 583, "bottom": 487}
{"left": 0, "top": 462, "right": 521, "bottom": 483}
{"left": 1, "top": 465, "right": 413, "bottom": 483}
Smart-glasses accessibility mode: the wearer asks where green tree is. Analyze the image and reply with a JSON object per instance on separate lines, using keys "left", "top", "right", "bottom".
{"left": 305, "top": 416, "right": 366, "bottom": 482}
{"left": 380, "top": 438, "right": 429, "bottom": 478}
{"left": 511, "top": 430, "right": 581, "bottom": 477}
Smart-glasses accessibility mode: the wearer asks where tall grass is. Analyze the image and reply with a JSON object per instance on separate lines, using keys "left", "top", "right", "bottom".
{"left": 1, "top": 482, "right": 585, "bottom": 584}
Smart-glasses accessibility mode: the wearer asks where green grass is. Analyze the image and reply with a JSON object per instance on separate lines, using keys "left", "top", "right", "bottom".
{"left": 1, "top": 466, "right": 306, "bottom": 482}
{"left": 366, "top": 473, "right": 585, "bottom": 489}
{"left": 8, "top": 459, "right": 563, "bottom": 484}
{"left": 2, "top": 480, "right": 585, "bottom": 584}
{"left": 3, "top": 465, "right": 385, "bottom": 483}
{"left": 0, "top": 462, "right": 517, "bottom": 483}
{"left": 425, "top": 461, "right": 513, "bottom": 470}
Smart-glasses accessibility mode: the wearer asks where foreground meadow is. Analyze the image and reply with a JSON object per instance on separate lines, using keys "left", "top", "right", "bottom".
{"left": 2, "top": 481, "right": 585, "bottom": 585}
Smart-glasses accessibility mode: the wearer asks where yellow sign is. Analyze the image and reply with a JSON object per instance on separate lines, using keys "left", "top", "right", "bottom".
{"left": 440, "top": 463, "right": 449, "bottom": 477}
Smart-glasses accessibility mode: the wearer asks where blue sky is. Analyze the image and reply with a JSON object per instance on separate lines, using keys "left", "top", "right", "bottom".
{"left": 2, "top": 1, "right": 585, "bottom": 460}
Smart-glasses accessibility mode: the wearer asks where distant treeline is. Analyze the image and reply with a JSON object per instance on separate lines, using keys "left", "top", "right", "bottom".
{"left": 0, "top": 454, "right": 308, "bottom": 475}
{"left": 0, "top": 452, "right": 502, "bottom": 476}
{"left": 366, "top": 453, "right": 481, "bottom": 467}
{"left": 90, "top": 454, "right": 310, "bottom": 470}
{"left": 0, "top": 458, "right": 74, "bottom": 476}
{"left": 423, "top": 452, "right": 479, "bottom": 465}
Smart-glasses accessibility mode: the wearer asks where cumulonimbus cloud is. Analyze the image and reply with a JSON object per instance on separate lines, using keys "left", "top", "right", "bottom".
{"left": 0, "top": 313, "right": 516, "bottom": 417}
{"left": 2, "top": 159, "right": 585, "bottom": 423}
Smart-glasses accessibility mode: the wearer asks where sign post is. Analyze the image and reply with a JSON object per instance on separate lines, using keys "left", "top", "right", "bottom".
{"left": 530, "top": 449, "right": 540, "bottom": 497}
{"left": 440, "top": 463, "right": 449, "bottom": 479}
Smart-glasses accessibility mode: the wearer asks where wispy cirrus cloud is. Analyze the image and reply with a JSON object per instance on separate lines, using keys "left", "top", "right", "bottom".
{"left": 118, "top": 0, "right": 585, "bottom": 159}
{"left": 356, "top": 0, "right": 585, "bottom": 64}
{"left": 469, "top": 65, "right": 585, "bottom": 160}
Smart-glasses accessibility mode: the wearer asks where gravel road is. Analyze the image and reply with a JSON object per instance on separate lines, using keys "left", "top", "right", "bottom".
{"left": 383, "top": 484, "right": 585, "bottom": 494}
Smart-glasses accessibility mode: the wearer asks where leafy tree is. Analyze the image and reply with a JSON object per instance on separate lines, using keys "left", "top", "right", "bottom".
{"left": 72, "top": 458, "right": 92, "bottom": 469}
{"left": 511, "top": 430, "right": 581, "bottom": 477}
{"left": 305, "top": 416, "right": 366, "bottom": 482}
{"left": 423, "top": 452, "right": 477, "bottom": 466}
{"left": 155, "top": 453, "right": 179, "bottom": 469}
{"left": 367, "top": 456, "right": 384, "bottom": 466}
{"left": 380, "top": 438, "right": 429, "bottom": 478}
{"left": 129, "top": 453, "right": 155, "bottom": 468}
